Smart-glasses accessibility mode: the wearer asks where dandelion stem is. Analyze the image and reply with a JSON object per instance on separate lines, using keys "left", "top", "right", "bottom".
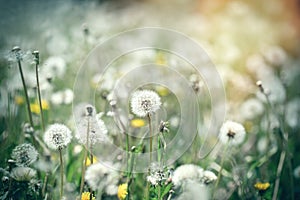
{"left": 14, "top": 48, "right": 34, "bottom": 127}
{"left": 272, "top": 149, "right": 286, "bottom": 200}
{"left": 42, "top": 173, "right": 48, "bottom": 197}
{"left": 80, "top": 116, "right": 90, "bottom": 198}
{"left": 59, "top": 148, "right": 64, "bottom": 200}
{"left": 33, "top": 51, "right": 45, "bottom": 131}
{"left": 147, "top": 113, "right": 153, "bottom": 163}
{"left": 214, "top": 143, "right": 229, "bottom": 191}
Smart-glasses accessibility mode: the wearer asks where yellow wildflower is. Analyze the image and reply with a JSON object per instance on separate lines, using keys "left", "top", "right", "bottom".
{"left": 30, "top": 100, "right": 49, "bottom": 114}
{"left": 81, "top": 192, "right": 95, "bottom": 200}
{"left": 117, "top": 183, "right": 128, "bottom": 200}
{"left": 254, "top": 182, "right": 270, "bottom": 191}
{"left": 15, "top": 95, "right": 24, "bottom": 105}
{"left": 131, "top": 119, "right": 146, "bottom": 128}
{"left": 156, "top": 86, "right": 169, "bottom": 96}
{"left": 86, "top": 156, "right": 98, "bottom": 167}
{"left": 155, "top": 51, "right": 167, "bottom": 66}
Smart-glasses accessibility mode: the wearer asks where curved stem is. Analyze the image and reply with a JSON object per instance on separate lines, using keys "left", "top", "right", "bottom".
{"left": 17, "top": 60, "right": 34, "bottom": 127}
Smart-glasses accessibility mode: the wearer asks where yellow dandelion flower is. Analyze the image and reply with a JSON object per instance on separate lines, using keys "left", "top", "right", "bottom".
{"left": 117, "top": 183, "right": 128, "bottom": 200}
{"left": 254, "top": 182, "right": 270, "bottom": 191}
{"left": 81, "top": 192, "right": 95, "bottom": 200}
{"left": 85, "top": 156, "right": 98, "bottom": 167}
{"left": 30, "top": 100, "right": 49, "bottom": 114}
{"left": 131, "top": 119, "right": 146, "bottom": 128}
{"left": 155, "top": 52, "right": 167, "bottom": 66}
{"left": 156, "top": 86, "right": 169, "bottom": 96}
{"left": 15, "top": 95, "right": 24, "bottom": 105}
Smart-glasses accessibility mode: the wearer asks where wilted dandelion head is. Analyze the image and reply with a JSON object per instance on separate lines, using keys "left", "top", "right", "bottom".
{"left": 11, "top": 143, "right": 38, "bottom": 166}
{"left": 172, "top": 164, "right": 203, "bottom": 187}
{"left": 117, "top": 183, "right": 128, "bottom": 200}
{"left": 219, "top": 120, "right": 246, "bottom": 146}
{"left": 75, "top": 112, "right": 108, "bottom": 146}
{"left": 11, "top": 167, "right": 37, "bottom": 181}
{"left": 130, "top": 90, "right": 161, "bottom": 117}
{"left": 44, "top": 123, "right": 72, "bottom": 150}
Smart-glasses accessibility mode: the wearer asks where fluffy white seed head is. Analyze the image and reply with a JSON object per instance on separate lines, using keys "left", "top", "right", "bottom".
{"left": 11, "top": 143, "right": 38, "bottom": 166}
{"left": 44, "top": 123, "right": 72, "bottom": 150}
{"left": 75, "top": 105, "right": 108, "bottom": 146}
{"left": 130, "top": 90, "right": 161, "bottom": 117}
{"left": 219, "top": 120, "right": 246, "bottom": 146}
{"left": 172, "top": 164, "right": 204, "bottom": 187}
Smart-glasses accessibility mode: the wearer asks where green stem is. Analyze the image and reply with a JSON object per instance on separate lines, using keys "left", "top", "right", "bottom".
{"left": 17, "top": 59, "right": 34, "bottom": 127}
{"left": 35, "top": 58, "right": 45, "bottom": 131}
{"left": 59, "top": 148, "right": 64, "bottom": 200}
{"left": 148, "top": 114, "right": 153, "bottom": 164}
{"left": 80, "top": 116, "right": 90, "bottom": 198}
{"left": 214, "top": 143, "right": 229, "bottom": 191}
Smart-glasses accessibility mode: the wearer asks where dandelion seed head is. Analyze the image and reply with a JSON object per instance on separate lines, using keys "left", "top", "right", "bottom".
{"left": 11, "top": 167, "right": 37, "bottom": 181}
{"left": 172, "top": 164, "right": 203, "bottom": 187}
{"left": 11, "top": 143, "right": 38, "bottom": 166}
{"left": 75, "top": 110, "right": 108, "bottom": 146}
{"left": 44, "top": 123, "right": 72, "bottom": 150}
{"left": 219, "top": 121, "right": 246, "bottom": 145}
{"left": 42, "top": 56, "right": 66, "bottom": 79}
{"left": 85, "top": 162, "right": 119, "bottom": 192}
{"left": 240, "top": 98, "right": 264, "bottom": 120}
{"left": 130, "top": 90, "right": 161, "bottom": 117}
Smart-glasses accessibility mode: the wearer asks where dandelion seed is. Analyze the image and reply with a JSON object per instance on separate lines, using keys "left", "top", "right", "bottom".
{"left": 172, "top": 164, "right": 204, "bottom": 187}
{"left": 201, "top": 170, "right": 217, "bottom": 184}
{"left": 130, "top": 90, "right": 161, "bottom": 117}
{"left": 219, "top": 121, "right": 246, "bottom": 146}
{"left": 117, "top": 183, "right": 128, "bottom": 200}
{"left": 11, "top": 143, "right": 38, "bottom": 166}
{"left": 43, "top": 123, "right": 72, "bottom": 150}
{"left": 11, "top": 167, "right": 37, "bottom": 181}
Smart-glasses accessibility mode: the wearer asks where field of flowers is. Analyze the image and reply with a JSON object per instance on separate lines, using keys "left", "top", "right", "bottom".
{"left": 0, "top": 0, "right": 300, "bottom": 199}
